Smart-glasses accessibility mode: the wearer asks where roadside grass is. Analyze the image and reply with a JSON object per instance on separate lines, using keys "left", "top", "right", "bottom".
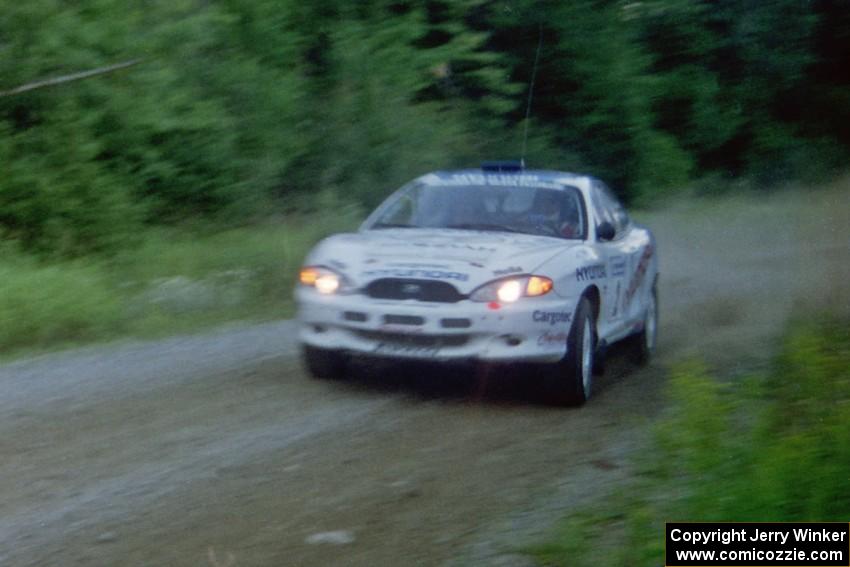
{"left": 0, "top": 204, "right": 361, "bottom": 357}
{"left": 0, "top": 253, "right": 125, "bottom": 353}
{"left": 526, "top": 318, "right": 850, "bottom": 566}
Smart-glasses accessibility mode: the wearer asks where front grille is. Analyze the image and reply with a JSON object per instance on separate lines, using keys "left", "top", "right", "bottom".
{"left": 383, "top": 314, "right": 425, "bottom": 326}
{"left": 441, "top": 317, "right": 471, "bottom": 329}
{"left": 364, "top": 278, "right": 465, "bottom": 303}
{"left": 343, "top": 311, "right": 368, "bottom": 322}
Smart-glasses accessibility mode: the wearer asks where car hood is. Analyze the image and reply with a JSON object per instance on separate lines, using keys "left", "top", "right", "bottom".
{"left": 305, "top": 228, "right": 578, "bottom": 293}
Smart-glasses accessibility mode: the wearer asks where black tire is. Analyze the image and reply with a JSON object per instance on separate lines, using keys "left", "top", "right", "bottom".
{"left": 544, "top": 297, "right": 596, "bottom": 405}
{"left": 630, "top": 284, "right": 658, "bottom": 365}
{"left": 593, "top": 341, "right": 607, "bottom": 376}
{"left": 303, "top": 345, "right": 347, "bottom": 380}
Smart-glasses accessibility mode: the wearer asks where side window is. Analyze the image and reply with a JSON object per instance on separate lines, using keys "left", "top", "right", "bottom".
{"left": 591, "top": 182, "right": 616, "bottom": 232}
{"left": 594, "top": 182, "right": 630, "bottom": 238}
{"left": 382, "top": 194, "right": 416, "bottom": 225}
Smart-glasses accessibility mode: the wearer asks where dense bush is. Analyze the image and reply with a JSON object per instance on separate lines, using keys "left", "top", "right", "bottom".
{"left": 2, "top": 0, "right": 850, "bottom": 255}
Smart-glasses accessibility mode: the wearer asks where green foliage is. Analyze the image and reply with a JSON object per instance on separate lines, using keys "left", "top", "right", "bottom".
{"left": 529, "top": 319, "right": 850, "bottom": 566}
{"left": 632, "top": 129, "right": 694, "bottom": 203}
{"left": 2, "top": 0, "right": 850, "bottom": 251}
{"left": 292, "top": 0, "right": 511, "bottom": 207}
{"left": 0, "top": 116, "right": 141, "bottom": 256}
{"left": 1, "top": 0, "right": 308, "bottom": 253}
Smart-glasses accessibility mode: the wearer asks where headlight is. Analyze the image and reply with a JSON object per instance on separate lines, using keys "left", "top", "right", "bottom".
{"left": 497, "top": 279, "right": 523, "bottom": 302}
{"left": 299, "top": 266, "right": 351, "bottom": 295}
{"left": 470, "top": 275, "right": 553, "bottom": 303}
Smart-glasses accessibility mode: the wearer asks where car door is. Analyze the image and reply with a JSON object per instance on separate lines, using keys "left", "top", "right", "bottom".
{"left": 590, "top": 182, "right": 636, "bottom": 340}
{"left": 601, "top": 184, "right": 655, "bottom": 332}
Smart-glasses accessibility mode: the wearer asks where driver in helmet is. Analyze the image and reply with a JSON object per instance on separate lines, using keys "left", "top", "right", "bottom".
{"left": 531, "top": 190, "right": 579, "bottom": 238}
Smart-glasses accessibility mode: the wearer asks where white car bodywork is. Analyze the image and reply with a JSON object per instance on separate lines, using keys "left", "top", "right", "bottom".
{"left": 296, "top": 168, "right": 657, "bottom": 366}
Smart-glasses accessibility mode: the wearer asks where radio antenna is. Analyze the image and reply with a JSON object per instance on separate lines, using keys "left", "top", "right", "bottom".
{"left": 520, "top": 24, "right": 544, "bottom": 167}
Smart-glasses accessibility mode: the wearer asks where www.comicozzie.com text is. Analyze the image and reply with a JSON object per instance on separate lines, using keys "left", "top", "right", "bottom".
{"left": 670, "top": 527, "right": 848, "bottom": 546}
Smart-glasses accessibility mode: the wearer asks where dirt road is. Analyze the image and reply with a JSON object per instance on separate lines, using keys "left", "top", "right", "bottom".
{"left": 1, "top": 186, "right": 847, "bottom": 566}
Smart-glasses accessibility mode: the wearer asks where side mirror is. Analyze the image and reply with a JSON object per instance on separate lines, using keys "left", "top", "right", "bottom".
{"left": 597, "top": 221, "right": 616, "bottom": 241}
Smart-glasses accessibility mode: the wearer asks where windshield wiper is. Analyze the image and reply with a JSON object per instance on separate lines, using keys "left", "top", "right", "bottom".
{"left": 445, "top": 223, "right": 523, "bottom": 234}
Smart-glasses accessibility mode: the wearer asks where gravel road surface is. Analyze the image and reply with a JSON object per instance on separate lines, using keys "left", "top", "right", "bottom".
{"left": 2, "top": 188, "right": 847, "bottom": 566}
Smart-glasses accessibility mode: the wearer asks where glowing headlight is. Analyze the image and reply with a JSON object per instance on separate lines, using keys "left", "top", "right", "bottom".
{"left": 497, "top": 280, "right": 523, "bottom": 302}
{"left": 470, "top": 275, "right": 554, "bottom": 303}
{"left": 299, "top": 266, "right": 349, "bottom": 295}
{"left": 315, "top": 273, "right": 340, "bottom": 294}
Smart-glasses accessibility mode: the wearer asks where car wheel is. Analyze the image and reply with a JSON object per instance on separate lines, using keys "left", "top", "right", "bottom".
{"left": 545, "top": 297, "right": 595, "bottom": 405}
{"left": 303, "top": 345, "right": 347, "bottom": 380}
{"left": 631, "top": 284, "right": 658, "bottom": 365}
{"left": 593, "top": 341, "right": 607, "bottom": 376}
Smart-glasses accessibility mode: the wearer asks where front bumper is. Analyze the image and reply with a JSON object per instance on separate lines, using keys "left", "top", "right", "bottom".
{"left": 296, "top": 288, "right": 576, "bottom": 363}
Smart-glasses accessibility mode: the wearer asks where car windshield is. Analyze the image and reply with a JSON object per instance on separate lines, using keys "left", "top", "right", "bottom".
{"left": 366, "top": 181, "right": 585, "bottom": 239}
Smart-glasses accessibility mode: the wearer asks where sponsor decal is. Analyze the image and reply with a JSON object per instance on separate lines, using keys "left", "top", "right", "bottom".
{"left": 485, "top": 174, "right": 561, "bottom": 188}
{"left": 533, "top": 310, "right": 572, "bottom": 326}
{"left": 537, "top": 331, "right": 568, "bottom": 346}
{"left": 609, "top": 255, "right": 626, "bottom": 277}
{"left": 493, "top": 266, "right": 523, "bottom": 276}
{"left": 362, "top": 268, "right": 469, "bottom": 281}
{"left": 373, "top": 342, "right": 440, "bottom": 357}
{"left": 422, "top": 173, "right": 561, "bottom": 189}
{"left": 576, "top": 264, "right": 607, "bottom": 282}
{"left": 624, "top": 244, "right": 653, "bottom": 306}
{"left": 379, "top": 324, "right": 424, "bottom": 334}
{"left": 421, "top": 242, "right": 497, "bottom": 252}
{"left": 611, "top": 281, "right": 622, "bottom": 318}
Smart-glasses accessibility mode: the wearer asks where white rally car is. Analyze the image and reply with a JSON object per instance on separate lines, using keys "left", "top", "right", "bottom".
{"left": 296, "top": 163, "right": 658, "bottom": 404}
